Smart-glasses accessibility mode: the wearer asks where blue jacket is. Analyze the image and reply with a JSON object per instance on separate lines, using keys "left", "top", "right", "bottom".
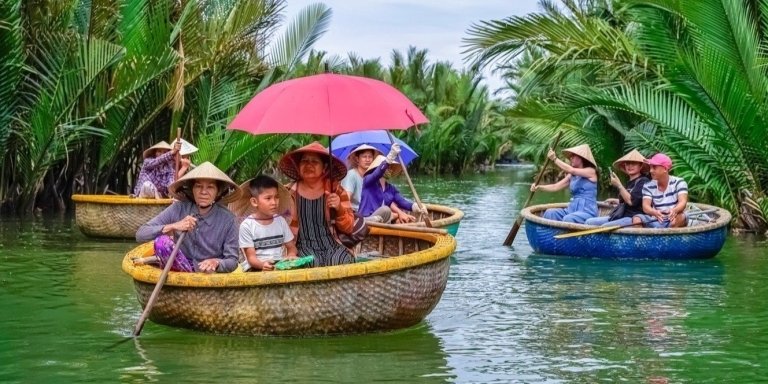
{"left": 358, "top": 162, "right": 413, "bottom": 217}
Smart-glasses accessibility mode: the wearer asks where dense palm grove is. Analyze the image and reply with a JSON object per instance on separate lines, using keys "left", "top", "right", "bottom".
{"left": 0, "top": 0, "right": 513, "bottom": 214}
{"left": 2, "top": 0, "right": 767, "bottom": 231}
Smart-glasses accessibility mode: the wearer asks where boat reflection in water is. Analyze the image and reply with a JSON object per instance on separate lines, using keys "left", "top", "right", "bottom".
{"left": 516, "top": 255, "right": 726, "bottom": 382}
{"left": 120, "top": 325, "right": 455, "bottom": 383}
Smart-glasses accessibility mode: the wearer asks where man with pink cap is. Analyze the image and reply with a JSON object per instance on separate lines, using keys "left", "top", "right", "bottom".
{"left": 632, "top": 153, "right": 689, "bottom": 228}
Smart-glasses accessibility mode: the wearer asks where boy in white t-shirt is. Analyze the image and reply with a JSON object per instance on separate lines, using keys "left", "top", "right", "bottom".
{"left": 239, "top": 175, "right": 298, "bottom": 271}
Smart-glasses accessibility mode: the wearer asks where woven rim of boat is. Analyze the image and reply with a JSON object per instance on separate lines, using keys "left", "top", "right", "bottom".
{"left": 72, "top": 194, "right": 173, "bottom": 205}
{"left": 401, "top": 203, "right": 464, "bottom": 228}
{"left": 521, "top": 202, "right": 731, "bottom": 235}
{"left": 122, "top": 227, "right": 456, "bottom": 288}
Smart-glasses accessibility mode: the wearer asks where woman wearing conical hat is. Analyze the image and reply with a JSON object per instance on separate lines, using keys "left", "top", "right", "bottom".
{"left": 135, "top": 162, "right": 241, "bottom": 273}
{"left": 585, "top": 149, "right": 651, "bottom": 227}
{"left": 531, "top": 144, "right": 599, "bottom": 223}
{"left": 279, "top": 141, "right": 356, "bottom": 267}
{"left": 133, "top": 139, "right": 198, "bottom": 198}
{"left": 341, "top": 144, "right": 383, "bottom": 213}
{"left": 133, "top": 140, "right": 176, "bottom": 198}
{"left": 359, "top": 153, "right": 426, "bottom": 224}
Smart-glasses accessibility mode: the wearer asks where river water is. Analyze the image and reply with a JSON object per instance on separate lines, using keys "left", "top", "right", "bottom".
{"left": 1, "top": 168, "right": 767, "bottom": 383}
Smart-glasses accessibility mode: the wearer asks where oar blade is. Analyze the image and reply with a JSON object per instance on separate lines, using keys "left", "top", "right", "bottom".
{"left": 554, "top": 225, "right": 621, "bottom": 239}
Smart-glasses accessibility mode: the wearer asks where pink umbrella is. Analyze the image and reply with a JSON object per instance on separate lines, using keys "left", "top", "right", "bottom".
{"left": 227, "top": 73, "right": 428, "bottom": 135}
{"left": 228, "top": 73, "right": 432, "bottom": 226}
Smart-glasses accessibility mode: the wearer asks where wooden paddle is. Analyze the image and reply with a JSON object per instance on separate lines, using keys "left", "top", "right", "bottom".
{"left": 554, "top": 209, "right": 718, "bottom": 239}
{"left": 174, "top": 127, "right": 181, "bottom": 180}
{"left": 502, "top": 130, "right": 565, "bottom": 246}
{"left": 366, "top": 220, "right": 448, "bottom": 234}
{"left": 132, "top": 231, "right": 187, "bottom": 337}
{"left": 385, "top": 131, "right": 432, "bottom": 227}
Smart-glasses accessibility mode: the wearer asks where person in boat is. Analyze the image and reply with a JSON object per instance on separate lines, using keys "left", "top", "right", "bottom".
{"left": 359, "top": 153, "right": 427, "bottom": 224}
{"left": 280, "top": 142, "right": 356, "bottom": 267}
{"left": 341, "top": 144, "right": 382, "bottom": 213}
{"left": 632, "top": 153, "right": 689, "bottom": 228}
{"left": 133, "top": 139, "right": 195, "bottom": 198}
{"left": 135, "top": 162, "right": 240, "bottom": 273}
{"left": 232, "top": 175, "right": 298, "bottom": 272}
{"left": 530, "top": 144, "right": 598, "bottom": 223}
{"left": 585, "top": 149, "right": 651, "bottom": 227}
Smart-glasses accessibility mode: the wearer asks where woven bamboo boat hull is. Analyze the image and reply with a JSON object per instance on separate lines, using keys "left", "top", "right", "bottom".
{"left": 397, "top": 203, "right": 464, "bottom": 236}
{"left": 522, "top": 203, "right": 731, "bottom": 260}
{"left": 122, "top": 227, "right": 456, "bottom": 336}
{"left": 72, "top": 195, "right": 172, "bottom": 239}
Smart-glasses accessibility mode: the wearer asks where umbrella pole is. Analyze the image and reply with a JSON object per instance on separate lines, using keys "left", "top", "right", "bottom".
{"left": 328, "top": 136, "right": 336, "bottom": 224}
{"left": 386, "top": 131, "right": 432, "bottom": 228}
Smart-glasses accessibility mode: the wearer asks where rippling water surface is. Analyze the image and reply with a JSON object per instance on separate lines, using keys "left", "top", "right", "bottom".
{"left": 1, "top": 168, "right": 767, "bottom": 383}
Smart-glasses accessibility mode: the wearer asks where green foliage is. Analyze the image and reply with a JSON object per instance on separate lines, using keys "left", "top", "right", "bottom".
{"left": 464, "top": 0, "right": 768, "bottom": 229}
{"left": 0, "top": 0, "right": 331, "bottom": 213}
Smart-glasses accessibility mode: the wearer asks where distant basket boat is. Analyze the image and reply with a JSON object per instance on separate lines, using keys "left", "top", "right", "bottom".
{"left": 72, "top": 195, "right": 172, "bottom": 239}
{"left": 122, "top": 226, "right": 457, "bottom": 336}
{"left": 398, "top": 203, "right": 464, "bottom": 236}
{"left": 522, "top": 202, "right": 731, "bottom": 260}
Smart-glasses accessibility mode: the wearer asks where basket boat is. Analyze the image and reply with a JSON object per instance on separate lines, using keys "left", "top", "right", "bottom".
{"left": 72, "top": 194, "right": 172, "bottom": 239}
{"left": 122, "top": 226, "right": 457, "bottom": 336}
{"left": 397, "top": 203, "right": 464, "bottom": 236}
{"left": 522, "top": 202, "right": 731, "bottom": 260}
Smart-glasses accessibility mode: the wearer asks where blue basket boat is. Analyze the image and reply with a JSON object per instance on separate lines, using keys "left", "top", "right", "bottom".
{"left": 521, "top": 202, "right": 731, "bottom": 260}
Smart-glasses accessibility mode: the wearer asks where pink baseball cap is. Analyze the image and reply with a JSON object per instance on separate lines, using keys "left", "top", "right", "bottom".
{"left": 645, "top": 153, "right": 672, "bottom": 170}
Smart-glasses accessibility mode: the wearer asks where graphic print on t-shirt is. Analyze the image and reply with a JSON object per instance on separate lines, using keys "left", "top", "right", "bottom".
{"left": 253, "top": 234, "right": 284, "bottom": 250}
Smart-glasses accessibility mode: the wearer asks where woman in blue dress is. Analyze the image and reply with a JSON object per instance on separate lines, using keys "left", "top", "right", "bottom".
{"left": 531, "top": 144, "right": 598, "bottom": 223}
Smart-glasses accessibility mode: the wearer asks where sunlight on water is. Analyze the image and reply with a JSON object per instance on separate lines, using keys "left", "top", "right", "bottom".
{"left": 1, "top": 169, "right": 767, "bottom": 383}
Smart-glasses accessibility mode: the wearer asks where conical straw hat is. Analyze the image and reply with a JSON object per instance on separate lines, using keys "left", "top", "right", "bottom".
{"left": 612, "top": 149, "right": 649, "bottom": 173}
{"left": 562, "top": 144, "right": 596, "bottom": 167}
{"left": 142, "top": 141, "right": 172, "bottom": 159}
{"left": 365, "top": 155, "right": 403, "bottom": 178}
{"left": 278, "top": 141, "right": 347, "bottom": 182}
{"left": 347, "top": 144, "right": 383, "bottom": 168}
{"left": 168, "top": 162, "right": 240, "bottom": 203}
{"left": 351, "top": 144, "right": 381, "bottom": 156}
{"left": 178, "top": 138, "right": 198, "bottom": 156}
{"left": 228, "top": 178, "right": 292, "bottom": 219}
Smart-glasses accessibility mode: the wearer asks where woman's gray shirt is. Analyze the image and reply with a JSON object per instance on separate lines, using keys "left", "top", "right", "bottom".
{"left": 136, "top": 201, "right": 239, "bottom": 272}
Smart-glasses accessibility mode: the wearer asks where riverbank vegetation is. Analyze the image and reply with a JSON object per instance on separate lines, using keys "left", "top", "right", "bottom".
{"left": 4, "top": 0, "right": 764, "bottom": 231}
{"left": 465, "top": 0, "right": 768, "bottom": 230}
{"left": 0, "top": 0, "right": 517, "bottom": 214}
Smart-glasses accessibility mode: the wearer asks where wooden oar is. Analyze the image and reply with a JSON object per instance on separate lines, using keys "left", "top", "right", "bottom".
{"left": 385, "top": 131, "right": 432, "bottom": 227}
{"left": 503, "top": 130, "right": 565, "bottom": 246}
{"left": 366, "top": 221, "right": 448, "bottom": 234}
{"left": 132, "top": 231, "right": 187, "bottom": 337}
{"left": 554, "top": 209, "right": 718, "bottom": 239}
{"left": 174, "top": 127, "right": 181, "bottom": 180}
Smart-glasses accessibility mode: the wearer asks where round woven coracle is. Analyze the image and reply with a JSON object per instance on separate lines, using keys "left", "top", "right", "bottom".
{"left": 122, "top": 227, "right": 457, "bottom": 336}
{"left": 72, "top": 194, "right": 172, "bottom": 239}
{"left": 521, "top": 202, "right": 731, "bottom": 260}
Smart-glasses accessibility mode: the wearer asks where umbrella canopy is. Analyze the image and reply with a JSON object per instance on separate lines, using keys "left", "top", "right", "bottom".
{"left": 331, "top": 130, "right": 419, "bottom": 166}
{"left": 228, "top": 74, "right": 428, "bottom": 136}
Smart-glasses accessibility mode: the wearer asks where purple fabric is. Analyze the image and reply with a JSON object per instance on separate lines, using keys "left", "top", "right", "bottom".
{"left": 358, "top": 162, "right": 414, "bottom": 217}
{"left": 154, "top": 235, "right": 195, "bottom": 272}
{"left": 133, "top": 151, "right": 176, "bottom": 197}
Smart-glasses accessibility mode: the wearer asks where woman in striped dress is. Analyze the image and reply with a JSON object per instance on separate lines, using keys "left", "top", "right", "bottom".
{"left": 279, "top": 142, "right": 356, "bottom": 267}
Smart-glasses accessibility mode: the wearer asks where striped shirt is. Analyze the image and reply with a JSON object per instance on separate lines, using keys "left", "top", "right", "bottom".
{"left": 642, "top": 176, "right": 688, "bottom": 211}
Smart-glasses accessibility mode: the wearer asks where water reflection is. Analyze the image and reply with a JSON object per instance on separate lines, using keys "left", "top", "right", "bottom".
{"left": 3, "top": 170, "right": 768, "bottom": 382}
{"left": 116, "top": 325, "right": 454, "bottom": 383}
{"left": 516, "top": 255, "right": 727, "bottom": 381}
